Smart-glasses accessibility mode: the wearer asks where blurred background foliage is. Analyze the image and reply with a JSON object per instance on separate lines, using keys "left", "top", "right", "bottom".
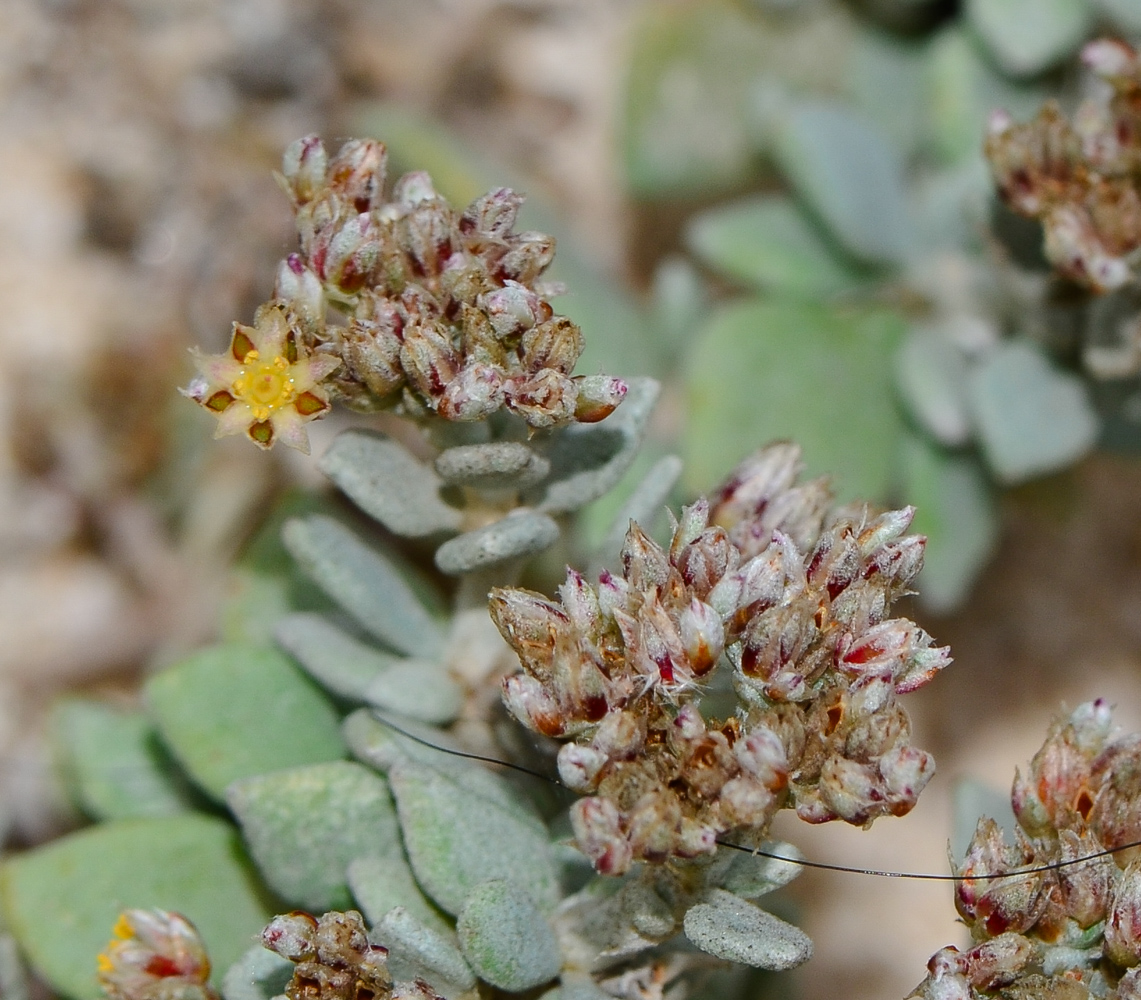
{"left": 2, "top": 1, "right": 1141, "bottom": 999}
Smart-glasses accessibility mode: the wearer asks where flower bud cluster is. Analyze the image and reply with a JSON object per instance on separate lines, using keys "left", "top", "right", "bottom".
{"left": 270, "top": 135, "right": 626, "bottom": 428}
{"left": 261, "top": 910, "right": 400, "bottom": 1000}
{"left": 985, "top": 38, "right": 1141, "bottom": 293}
{"left": 912, "top": 701, "right": 1141, "bottom": 1000}
{"left": 97, "top": 909, "right": 217, "bottom": 1000}
{"left": 489, "top": 443, "right": 950, "bottom": 874}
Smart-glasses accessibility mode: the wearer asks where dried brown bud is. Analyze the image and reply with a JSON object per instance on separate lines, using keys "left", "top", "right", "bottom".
{"left": 327, "top": 139, "right": 387, "bottom": 213}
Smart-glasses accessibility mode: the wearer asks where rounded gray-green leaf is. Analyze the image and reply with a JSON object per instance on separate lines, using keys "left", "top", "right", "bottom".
{"left": 457, "top": 881, "right": 562, "bottom": 992}
{"left": 275, "top": 613, "right": 398, "bottom": 702}
{"left": 967, "top": 341, "right": 1099, "bottom": 484}
{"left": 966, "top": 0, "right": 1092, "bottom": 78}
{"left": 226, "top": 761, "right": 401, "bottom": 911}
{"left": 683, "top": 890, "right": 812, "bottom": 970}
{"left": 375, "top": 907, "right": 475, "bottom": 992}
{"left": 320, "top": 430, "right": 462, "bottom": 538}
{"left": 895, "top": 328, "right": 972, "bottom": 448}
{"left": 434, "top": 442, "right": 550, "bottom": 489}
{"left": 347, "top": 855, "right": 450, "bottom": 934}
{"left": 388, "top": 760, "right": 559, "bottom": 916}
{"left": 718, "top": 841, "right": 805, "bottom": 898}
{"left": 434, "top": 512, "right": 560, "bottom": 576}
{"left": 221, "top": 946, "right": 292, "bottom": 1000}
{"left": 364, "top": 660, "right": 463, "bottom": 725}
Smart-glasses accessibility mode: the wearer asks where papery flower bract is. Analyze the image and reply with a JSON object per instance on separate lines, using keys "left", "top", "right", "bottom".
{"left": 96, "top": 909, "right": 217, "bottom": 1000}
{"left": 183, "top": 303, "right": 340, "bottom": 453}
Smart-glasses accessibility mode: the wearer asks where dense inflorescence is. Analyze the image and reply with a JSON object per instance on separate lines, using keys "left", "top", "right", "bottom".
{"left": 912, "top": 701, "right": 1141, "bottom": 1000}
{"left": 986, "top": 38, "right": 1141, "bottom": 293}
{"left": 490, "top": 443, "right": 951, "bottom": 874}
{"left": 184, "top": 135, "right": 626, "bottom": 451}
{"left": 96, "top": 909, "right": 218, "bottom": 1000}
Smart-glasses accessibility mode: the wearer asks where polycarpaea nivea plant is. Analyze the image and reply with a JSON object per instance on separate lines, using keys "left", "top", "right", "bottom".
{"left": 0, "top": 136, "right": 959, "bottom": 1000}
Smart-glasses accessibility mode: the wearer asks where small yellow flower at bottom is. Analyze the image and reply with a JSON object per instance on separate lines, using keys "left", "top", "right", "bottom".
{"left": 182, "top": 302, "right": 340, "bottom": 453}
{"left": 97, "top": 908, "right": 218, "bottom": 1000}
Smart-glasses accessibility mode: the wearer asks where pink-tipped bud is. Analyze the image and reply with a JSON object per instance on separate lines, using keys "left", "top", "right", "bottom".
{"left": 557, "top": 743, "right": 607, "bottom": 793}
{"left": 274, "top": 254, "right": 326, "bottom": 322}
{"left": 558, "top": 569, "right": 601, "bottom": 637}
{"left": 1081, "top": 38, "right": 1138, "bottom": 81}
{"left": 502, "top": 673, "right": 565, "bottom": 738}
{"left": 571, "top": 796, "right": 632, "bottom": 875}
{"left": 735, "top": 726, "right": 789, "bottom": 790}
{"left": 573, "top": 375, "right": 627, "bottom": 423}
{"left": 592, "top": 709, "right": 645, "bottom": 759}
{"left": 960, "top": 933, "right": 1036, "bottom": 992}
{"left": 505, "top": 370, "right": 577, "bottom": 428}
{"left": 281, "top": 135, "right": 328, "bottom": 204}
{"left": 679, "top": 598, "right": 724, "bottom": 676}
{"left": 709, "top": 443, "right": 804, "bottom": 531}
{"left": 481, "top": 280, "right": 550, "bottom": 339}
{"left": 400, "top": 321, "right": 460, "bottom": 401}
{"left": 488, "top": 588, "right": 568, "bottom": 663}
{"left": 460, "top": 186, "right": 525, "bottom": 239}
{"left": 1107, "top": 862, "right": 1141, "bottom": 967}
{"left": 327, "top": 138, "right": 387, "bottom": 212}
{"left": 262, "top": 911, "right": 318, "bottom": 961}
{"left": 436, "top": 362, "right": 505, "bottom": 421}
{"left": 392, "top": 170, "right": 439, "bottom": 207}
{"left": 521, "top": 316, "right": 584, "bottom": 375}
{"left": 501, "top": 231, "right": 556, "bottom": 283}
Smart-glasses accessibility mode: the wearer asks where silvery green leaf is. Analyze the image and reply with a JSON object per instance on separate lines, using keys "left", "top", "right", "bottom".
{"left": 1095, "top": 0, "right": 1141, "bottom": 32}
{"left": 718, "top": 841, "right": 805, "bottom": 897}
{"left": 375, "top": 907, "right": 475, "bottom": 993}
{"left": 275, "top": 613, "right": 398, "bottom": 701}
{"left": 846, "top": 28, "right": 928, "bottom": 159}
{"left": 618, "top": 880, "right": 675, "bottom": 939}
{"left": 895, "top": 327, "right": 973, "bottom": 447}
{"left": 434, "top": 443, "right": 550, "bottom": 489}
{"left": 540, "top": 979, "right": 612, "bottom": 1000}
{"left": 685, "top": 195, "right": 867, "bottom": 298}
{"left": 321, "top": 430, "right": 462, "bottom": 538}
{"left": 909, "top": 161, "right": 993, "bottom": 251}
{"left": 531, "top": 378, "right": 660, "bottom": 515}
{"left": 0, "top": 934, "right": 27, "bottom": 1000}
{"left": 685, "top": 300, "right": 905, "bottom": 503}
{"left": 773, "top": 100, "right": 912, "bottom": 267}
{"left": 924, "top": 27, "right": 1050, "bottom": 166}
{"left": 595, "top": 454, "right": 683, "bottom": 568}
{"left": 227, "top": 761, "right": 401, "bottom": 911}
{"left": 146, "top": 645, "right": 344, "bottom": 800}
{"left": 283, "top": 515, "right": 445, "bottom": 657}
{"left": 434, "top": 511, "right": 560, "bottom": 576}
{"left": 457, "top": 880, "right": 563, "bottom": 992}
{"left": 221, "top": 947, "right": 292, "bottom": 1000}
{"left": 52, "top": 700, "right": 192, "bottom": 821}
{"left": 965, "top": 0, "right": 1092, "bottom": 78}
{"left": 902, "top": 434, "right": 999, "bottom": 615}
{"left": 343, "top": 711, "right": 546, "bottom": 834}
{"left": 651, "top": 257, "right": 706, "bottom": 367}
{"left": 363, "top": 660, "right": 463, "bottom": 725}
{"left": 389, "top": 761, "right": 559, "bottom": 916}
{"left": 968, "top": 341, "right": 1100, "bottom": 483}
{"left": 952, "top": 779, "right": 1018, "bottom": 862}
{"left": 347, "top": 855, "right": 451, "bottom": 934}
{"left": 683, "top": 890, "right": 812, "bottom": 970}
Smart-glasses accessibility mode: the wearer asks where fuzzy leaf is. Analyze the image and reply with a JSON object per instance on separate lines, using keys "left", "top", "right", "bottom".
{"left": 221, "top": 946, "right": 292, "bottom": 1000}
{"left": 773, "top": 100, "right": 912, "bottom": 267}
{"left": 901, "top": 434, "right": 999, "bottom": 615}
{"left": 686, "top": 195, "right": 868, "bottom": 298}
{"left": 146, "top": 644, "right": 344, "bottom": 800}
{"left": 0, "top": 815, "right": 275, "bottom": 1000}
{"left": 683, "top": 889, "right": 812, "bottom": 970}
{"left": 388, "top": 760, "right": 559, "bottom": 917}
{"left": 846, "top": 28, "right": 928, "bottom": 160}
{"left": 718, "top": 842, "right": 805, "bottom": 898}
{"left": 274, "top": 613, "right": 398, "bottom": 702}
{"left": 684, "top": 299, "right": 905, "bottom": 502}
{"left": 363, "top": 661, "right": 463, "bottom": 725}
{"left": 968, "top": 341, "right": 1100, "bottom": 484}
{"left": 52, "top": 700, "right": 193, "bottom": 821}
{"left": 375, "top": 907, "right": 475, "bottom": 992}
{"left": 227, "top": 762, "right": 400, "bottom": 911}
{"left": 540, "top": 978, "right": 615, "bottom": 1000}
{"left": 343, "top": 711, "right": 544, "bottom": 830}
{"left": 531, "top": 378, "right": 661, "bottom": 515}
{"left": 965, "top": 0, "right": 1092, "bottom": 78}
{"left": 346, "top": 855, "right": 450, "bottom": 934}
{"left": 895, "top": 327, "right": 972, "bottom": 447}
{"left": 320, "top": 431, "right": 462, "bottom": 538}
{"left": 1096, "top": 0, "right": 1141, "bottom": 32}
{"left": 435, "top": 512, "right": 560, "bottom": 576}
{"left": 283, "top": 515, "right": 446, "bottom": 657}
{"left": 434, "top": 443, "right": 550, "bottom": 489}
{"left": 457, "top": 880, "right": 562, "bottom": 992}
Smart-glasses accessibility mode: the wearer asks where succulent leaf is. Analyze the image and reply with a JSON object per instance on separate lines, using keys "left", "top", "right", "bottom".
{"left": 456, "top": 880, "right": 562, "bottom": 992}
{"left": 682, "top": 889, "right": 813, "bottom": 970}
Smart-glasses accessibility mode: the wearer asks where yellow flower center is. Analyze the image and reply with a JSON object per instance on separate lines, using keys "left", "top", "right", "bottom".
{"left": 232, "top": 350, "right": 297, "bottom": 421}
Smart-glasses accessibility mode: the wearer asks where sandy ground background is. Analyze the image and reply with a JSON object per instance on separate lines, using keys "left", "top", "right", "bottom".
{"left": 2, "top": 2, "right": 1140, "bottom": 999}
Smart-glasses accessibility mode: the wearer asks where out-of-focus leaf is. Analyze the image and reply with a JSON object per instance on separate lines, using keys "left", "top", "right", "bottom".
{"left": 1095, "top": 0, "right": 1141, "bottom": 32}
{"left": 967, "top": 341, "right": 1100, "bottom": 483}
{"left": 925, "top": 27, "right": 1052, "bottom": 166}
{"left": 965, "top": 0, "right": 1093, "bottom": 78}
{"left": 146, "top": 644, "right": 344, "bottom": 800}
{"left": 899, "top": 433, "right": 999, "bottom": 615}
{"left": 623, "top": 1, "right": 767, "bottom": 199}
{"left": 684, "top": 299, "right": 906, "bottom": 502}
{"left": 773, "top": 100, "right": 912, "bottom": 267}
{"left": 846, "top": 29, "right": 928, "bottom": 159}
{"left": 0, "top": 816, "right": 274, "bottom": 1000}
{"left": 686, "top": 195, "right": 869, "bottom": 298}
{"left": 52, "top": 700, "right": 193, "bottom": 821}
{"left": 895, "top": 327, "right": 973, "bottom": 447}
